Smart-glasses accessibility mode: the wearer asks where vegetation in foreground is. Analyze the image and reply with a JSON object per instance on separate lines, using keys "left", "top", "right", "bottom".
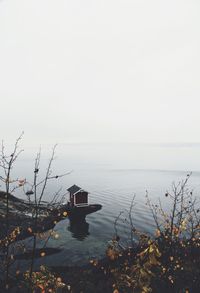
{"left": 0, "top": 136, "right": 199, "bottom": 293}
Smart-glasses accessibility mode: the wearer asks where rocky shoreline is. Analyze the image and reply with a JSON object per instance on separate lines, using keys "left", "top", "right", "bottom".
{"left": 0, "top": 191, "right": 69, "bottom": 242}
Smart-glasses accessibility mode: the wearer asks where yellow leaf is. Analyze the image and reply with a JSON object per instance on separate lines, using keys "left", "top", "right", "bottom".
{"left": 27, "top": 227, "right": 32, "bottom": 233}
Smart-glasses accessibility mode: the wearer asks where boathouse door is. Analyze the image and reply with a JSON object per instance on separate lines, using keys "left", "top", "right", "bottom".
{"left": 74, "top": 191, "right": 88, "bottom": 207}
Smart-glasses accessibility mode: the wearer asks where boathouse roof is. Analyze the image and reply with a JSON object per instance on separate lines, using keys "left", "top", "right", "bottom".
{"left": 67, "top": 184, "right": 82, "bottom": 195}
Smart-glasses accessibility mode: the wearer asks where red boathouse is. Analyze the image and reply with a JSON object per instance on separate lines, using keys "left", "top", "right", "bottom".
{"left": 67, "top": 185, "right": 89, "bottom": 207}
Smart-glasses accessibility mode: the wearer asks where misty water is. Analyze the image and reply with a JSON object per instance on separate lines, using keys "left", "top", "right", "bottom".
{"left": 12, "top": 143, "right": 200, "bottom": 268}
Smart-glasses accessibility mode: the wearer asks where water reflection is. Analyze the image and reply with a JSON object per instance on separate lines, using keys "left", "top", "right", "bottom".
{"left": 68, "top": 217, "right": 90, "bottom": 240}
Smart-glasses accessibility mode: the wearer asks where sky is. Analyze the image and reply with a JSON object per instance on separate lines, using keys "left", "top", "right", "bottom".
{"left": 0, "top": 0, "right": 200, "bottom": 147}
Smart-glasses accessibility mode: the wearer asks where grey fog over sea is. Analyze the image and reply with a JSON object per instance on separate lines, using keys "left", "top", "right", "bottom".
{"left": 12, "top": 143, "right": 200, "bottom": 267}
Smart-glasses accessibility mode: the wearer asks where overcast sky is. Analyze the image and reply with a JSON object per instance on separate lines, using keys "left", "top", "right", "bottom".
{"left": 0, "top": 0, "right": 200, "bottom": 146}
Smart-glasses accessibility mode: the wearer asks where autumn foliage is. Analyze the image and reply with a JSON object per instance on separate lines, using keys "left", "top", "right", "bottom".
{"left": 103, "top": 174, "right": 200, "bottom": 293}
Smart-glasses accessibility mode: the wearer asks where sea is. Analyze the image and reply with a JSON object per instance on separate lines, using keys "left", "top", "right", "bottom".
{"left": 9, "top": 143, "right": 200, "bottom": 268}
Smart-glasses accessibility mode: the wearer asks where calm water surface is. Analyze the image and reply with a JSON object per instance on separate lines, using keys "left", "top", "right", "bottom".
{"left": 12, "top": 143, "right": 200, "bottom": 267}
